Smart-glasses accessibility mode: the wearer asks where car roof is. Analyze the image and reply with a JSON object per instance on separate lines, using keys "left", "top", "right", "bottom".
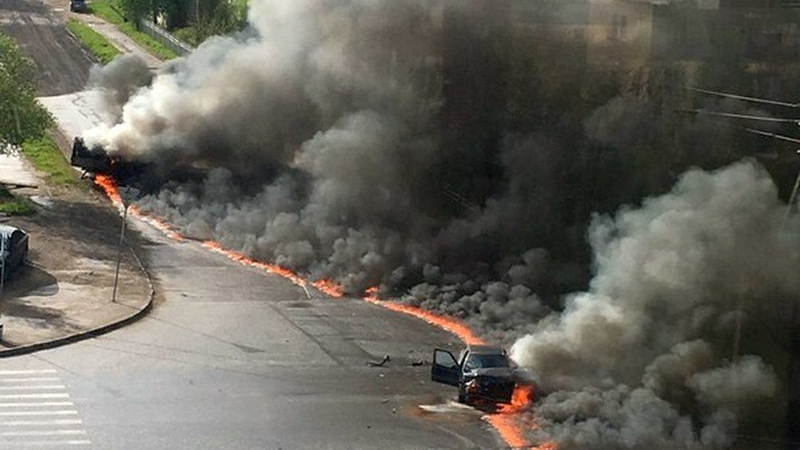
{"left": 0, "top": 225, "right": 24, "bottom": 239}
{"left": 466, "top": 345, "right": 506, "bottom": 355}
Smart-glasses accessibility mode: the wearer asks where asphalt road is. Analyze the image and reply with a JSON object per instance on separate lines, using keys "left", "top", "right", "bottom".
{"left": 0, "top": 0, "right": 92, "bottom": 95}
{"left": 2, "top": 223, "right": 500, "bottom": 449}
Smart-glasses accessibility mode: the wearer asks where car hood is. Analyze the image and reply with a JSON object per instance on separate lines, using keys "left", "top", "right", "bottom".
{"left": 465, "top": 367, "right": 517, "bottom": 379}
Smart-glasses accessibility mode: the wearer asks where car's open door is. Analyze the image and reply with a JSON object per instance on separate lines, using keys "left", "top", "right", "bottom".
{"left": 431, "top": 349, "right": 460, "bottom": 386}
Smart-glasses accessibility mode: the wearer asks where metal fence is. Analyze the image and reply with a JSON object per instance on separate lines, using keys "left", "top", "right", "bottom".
{"left": 138, "top": 20, "right": 195, "bottom": 57}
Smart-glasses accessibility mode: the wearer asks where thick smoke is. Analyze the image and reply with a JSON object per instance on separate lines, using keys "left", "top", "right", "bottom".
{"left": 88, "top": 54, "right": 153, "bottom": 122}
{"left": 83, "top": 0, "right": 800, "bottom": 448}
{"left": 511, "top": 162, "right": 798, "bottom": 449}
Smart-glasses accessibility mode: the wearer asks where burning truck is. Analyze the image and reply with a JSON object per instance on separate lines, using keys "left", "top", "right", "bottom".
{"left": 71, "top": 137, "right": 150, "bottom": 186}
{"left": 70, "top": 137, "right": 211, "bottom": 190}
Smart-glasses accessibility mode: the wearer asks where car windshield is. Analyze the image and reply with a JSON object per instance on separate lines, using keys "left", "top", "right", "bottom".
{"left": 464, "top": 354, "right": 509, "bottom": 371}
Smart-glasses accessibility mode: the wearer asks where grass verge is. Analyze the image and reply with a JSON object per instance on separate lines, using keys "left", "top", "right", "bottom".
{"left": 0, "top": 188, "right": 34, "bottom": 216}
{"left": 66, "top": 18, "right": 121, "bottom": 64}
{"left": 20, "top": 135, "right": 78, "bottom": 187}
{"left": 88, "top": 0, "right": 179, "bottom": 60}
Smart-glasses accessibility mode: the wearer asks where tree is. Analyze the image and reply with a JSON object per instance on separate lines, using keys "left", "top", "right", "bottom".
{"left": 0, "top": 33, "right": 52, "bottom": 147}
{"left": 118, "top": 0, "right": 156, "bottom": 25}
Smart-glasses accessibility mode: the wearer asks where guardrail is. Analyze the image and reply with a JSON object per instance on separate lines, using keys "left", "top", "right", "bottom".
{"left": 137, "top": 19, "right": 195, "bottom": 57}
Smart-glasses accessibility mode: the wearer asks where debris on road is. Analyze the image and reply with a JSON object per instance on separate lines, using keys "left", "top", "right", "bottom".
{"left": 367, "top": 354, "right": 390, "bottom": 367}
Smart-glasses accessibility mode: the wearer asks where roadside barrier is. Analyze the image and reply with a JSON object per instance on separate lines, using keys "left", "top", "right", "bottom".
{"left": 138, "top": 19, "right": 194, "bottom": 57}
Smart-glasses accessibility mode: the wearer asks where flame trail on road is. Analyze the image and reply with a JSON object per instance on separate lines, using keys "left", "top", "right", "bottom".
{"left": 95, "top": 174, "right": 544, "bottom": 448}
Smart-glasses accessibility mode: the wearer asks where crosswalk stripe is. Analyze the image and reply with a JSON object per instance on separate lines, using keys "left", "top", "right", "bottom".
{"left": 0, "top": 419, "right": 82, "bottom": 426}
{"left": 0, "top": 386, "right": 66, "bottom": 391}
{"left": 0, "top": 402, "right": 74, "bottom": 407}
{"left": 0, "top": 411, "right": 78, "bottom": 417}
{"left": 0, "top": 394, "right": 69, "bottom": 399}
{"left": 0, "top": 370, "right": 57, "bottom": 376}
{"left": 0, "top": 378, "right": 61, "bottom": 383}
{"left": 0, "top": 439, "right": 91, "bottom": 446}
{"left": 0, "top": 370, "right": 91, "bottom": 447}
{"left": 0, "top": 430, "right": 87, "bottom": 437}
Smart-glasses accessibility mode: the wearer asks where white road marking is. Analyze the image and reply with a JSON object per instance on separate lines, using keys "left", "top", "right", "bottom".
{"left": 0, "top": 370, "right": 92, "bottom": 447}
{"left": 418, "top": 401, "right": 478, "bottom": 413}
{"left": 0, "top": 430, "right": 87, "bottom": 437}
{"left": 0, "top": 402, "right": 74, "bottom": 408}
{"left": 0, "top": 439, "right": 91, "bottom": 446}
{"left": 0, "top": 378, "right": 61, "bottom": 383}
{"left": 0, "top": 419, "right": 82, "bottom": 426}
{"left": 0, "top": 411, "right": 78, "bottom": 417}
{"left": 0, "top": 385, "right": 66, "bottom": 391}
{"left": 0, "top": 370, "right": 57, "bottom": 376}
{"left": 0, "top": 394, "right": 69, "bottom": 399}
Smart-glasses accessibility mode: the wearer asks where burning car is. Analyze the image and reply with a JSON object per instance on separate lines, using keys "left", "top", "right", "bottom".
{"left": 431, "top": 345, "right": 527, "bottom": 405}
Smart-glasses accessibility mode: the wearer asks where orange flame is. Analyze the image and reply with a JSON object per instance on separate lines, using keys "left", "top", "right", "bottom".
{"left": 201, "top": 241, "right": 309, "bottom": 289}
{"left": 311, "top": 279, "right": 345, "bottom": 298}
{"left": 94, "top": 175, "right": 122, "bottom": 208}
{"left": 498, "top": 384, "right": 533, "bottom": 414}
{"left": 93, "top": 175, "right": 185, "bottom": 241}
{"left": 484, "top": 384, "right": 534, "bottom": 448}
{"left": 363, "top": 287, "right": 485, "bottom": 345}
{"left": 130, "top": 206, "right": 185, "bottom": 241}
{"left": 485, "top": 414, "right": 528, "bottom": 449}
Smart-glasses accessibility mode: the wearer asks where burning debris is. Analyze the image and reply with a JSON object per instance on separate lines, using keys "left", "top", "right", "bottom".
{"left": 80, "top": 0, "right": 800, "bottom": 448}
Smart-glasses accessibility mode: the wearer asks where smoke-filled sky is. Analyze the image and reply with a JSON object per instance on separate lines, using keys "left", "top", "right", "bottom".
{"left": 84, "top": 0, "right": 800, "bottom": 448}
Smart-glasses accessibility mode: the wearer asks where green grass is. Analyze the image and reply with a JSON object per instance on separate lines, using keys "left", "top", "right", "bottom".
{"left": 88, "top": 0, "right": 179, "bottom": 60}
{"left": 66, "top": 19, "right": 121, "bottom": 64}
{"left": 20, "top": 135, "right": 78, "bottom": 187}
{"left": 0, "top": 189, "right": 34, "bottom": 216}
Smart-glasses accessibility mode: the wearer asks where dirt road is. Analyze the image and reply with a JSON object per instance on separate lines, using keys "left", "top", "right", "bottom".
{"left": 0, "top": 0, "right": 92, "bottom": 95}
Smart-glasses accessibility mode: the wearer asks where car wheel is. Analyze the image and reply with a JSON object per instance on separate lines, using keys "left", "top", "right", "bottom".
{"left": 457, "top": 388, "right": 472, "bottom": 405}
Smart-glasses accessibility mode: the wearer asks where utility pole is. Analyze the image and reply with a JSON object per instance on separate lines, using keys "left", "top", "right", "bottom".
{"left": 0, "top": 235, "right": 5, "bottom": 339}
{"left": 112, "top": 187, "right": 139, "bottom": 303}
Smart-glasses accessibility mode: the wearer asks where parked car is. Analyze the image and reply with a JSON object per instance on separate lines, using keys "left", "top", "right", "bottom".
{"left": 69, "top": 0, "right": 87, "bottom": 13}
{"left": 0, "top": 225, "right": 28, "bottom": 280}
{"left": 431, "top": 345, "right": 526, "bottom": 405}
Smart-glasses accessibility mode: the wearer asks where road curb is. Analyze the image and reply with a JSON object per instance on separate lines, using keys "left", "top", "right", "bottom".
{"left": 0, "top": 234, "right": 155, "bottom": 358}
